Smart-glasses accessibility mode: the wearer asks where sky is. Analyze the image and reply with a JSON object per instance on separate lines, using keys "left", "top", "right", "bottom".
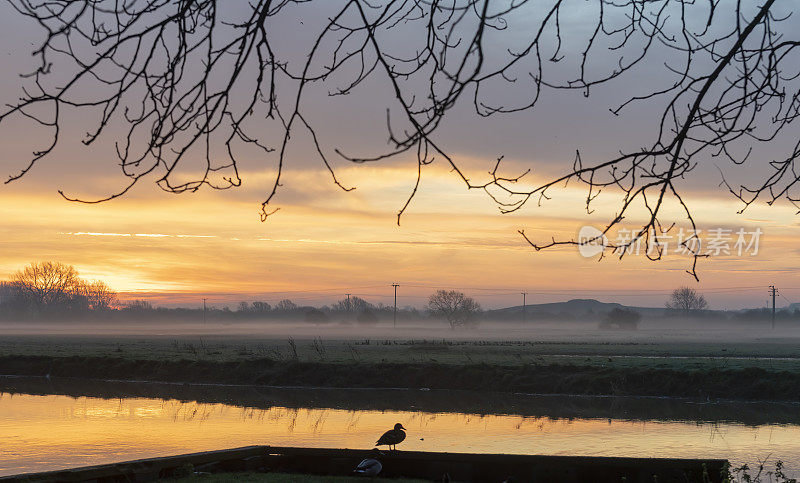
{"left": 0, "top": 1, "right": 798, "bottom": 310}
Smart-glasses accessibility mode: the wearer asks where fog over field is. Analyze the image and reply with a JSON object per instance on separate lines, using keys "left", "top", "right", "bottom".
{"left": 2, "top": 316, "right": 800, "bottom": 364}
{"left": 0, "top": 315, "right": 794, "bottom": 336}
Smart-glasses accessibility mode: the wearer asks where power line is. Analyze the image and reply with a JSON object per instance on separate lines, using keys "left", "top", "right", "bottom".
{"left": 769, "top": 285, "right": 777, "bottom": 330}
{"left": 132, "top": 284, "right": 800, "bottom": 300}
{"left": 400, "top": 283, "right": 772, "bottom": 295}
{"left": 521, "top": 292, "right": 527, "bottom": 324}
{"left": 392, "top": 283, "right": 399, "bottom": 328}
{"left": 227, "top": 284, "right": 390, "bottom": 295}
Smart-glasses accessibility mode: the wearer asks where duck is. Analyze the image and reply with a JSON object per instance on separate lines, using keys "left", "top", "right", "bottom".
{"left": 375, "top": 422, "right": 406, "bottom": 450}
{"left": 353, "top": 448, "right": 383, "bottom": 477}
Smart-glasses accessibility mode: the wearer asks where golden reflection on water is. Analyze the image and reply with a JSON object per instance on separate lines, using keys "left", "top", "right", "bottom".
{"left": 1, "top": 393, "right": 799, "bottom": 476}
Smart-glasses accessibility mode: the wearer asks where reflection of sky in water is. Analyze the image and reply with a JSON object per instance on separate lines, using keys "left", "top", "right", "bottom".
{"left": 0, "top": 393, "right": 798, "bottom": 477}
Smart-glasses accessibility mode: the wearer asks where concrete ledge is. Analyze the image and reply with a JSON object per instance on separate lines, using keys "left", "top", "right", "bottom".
{"left": 0, "top": 445, "right": 729, "bottom": 483}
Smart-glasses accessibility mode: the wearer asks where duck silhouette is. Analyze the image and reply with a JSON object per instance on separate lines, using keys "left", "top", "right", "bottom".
{"left": 353, "top": 448, "right": 383, "bottom": 476}
{"left": 375, "top": 422, "right": 406, "bottom": 450}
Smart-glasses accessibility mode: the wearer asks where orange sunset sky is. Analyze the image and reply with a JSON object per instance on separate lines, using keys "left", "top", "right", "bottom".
{"left": 0, "top": 2, "right": 798, "bottom": 310}
{"left": 1, "top": 158, "right": 798, "bottom": 310}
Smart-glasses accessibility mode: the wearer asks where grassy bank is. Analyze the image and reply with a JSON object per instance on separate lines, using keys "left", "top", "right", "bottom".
{"left": 2, "top": 334, "right": 800, "bottom": 371}
{"left": 2, "top": 334, "right": 800, "bottom": 400}
{"left": 2, "top": 354, "right": 800, "bottom": 400}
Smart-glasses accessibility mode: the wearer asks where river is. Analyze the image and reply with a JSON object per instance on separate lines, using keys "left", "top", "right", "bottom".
{"left": 1, "top": 381, "right": 799, "bottom": 478}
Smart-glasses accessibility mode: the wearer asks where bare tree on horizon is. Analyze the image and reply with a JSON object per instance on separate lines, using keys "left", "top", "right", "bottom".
{"left": 11, "top": 261, "right": 79, "bottom": 308}
{"left": 9, "top": 261, "right": 117, "bottom": 311}
{"left": 666, "top": 286, "right": 709, "bottom": 313}
{"left": 1, "top": 0, "right": 798, "bottom": 279}
{"left": 427, "top": 289, "right": 481, "bottom": 329}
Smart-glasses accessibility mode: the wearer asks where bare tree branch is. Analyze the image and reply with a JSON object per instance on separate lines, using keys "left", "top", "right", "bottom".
{"left": 2, "top": 0, "right": 797, "bottom": 278}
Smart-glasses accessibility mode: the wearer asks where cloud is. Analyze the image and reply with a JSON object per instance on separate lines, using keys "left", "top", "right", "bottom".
{"left": 62, "top": 232, "right": 218, "bottom": 239}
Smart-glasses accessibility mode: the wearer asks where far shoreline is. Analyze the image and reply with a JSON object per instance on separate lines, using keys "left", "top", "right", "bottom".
{"left": 2, "top": 354, "right": 800, "bottom": 403}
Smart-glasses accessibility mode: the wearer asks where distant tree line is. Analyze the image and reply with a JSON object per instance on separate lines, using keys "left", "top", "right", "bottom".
{"left": 4, "top": 264, "right": 795, "bottom": 328}
{"left": 0, "top": 262, "right": 484, "bottom": 328}
{"left": 94, "top": 295, "right": 428, "bottom": 325}
{"left": 0, "top": 262, "right": 116, "bottom": 317}
{"left": 113, "top": 294, "right": 472, "bottom": 327}
{"left": 231, "top": 293, "right": 482, "bottom": 327}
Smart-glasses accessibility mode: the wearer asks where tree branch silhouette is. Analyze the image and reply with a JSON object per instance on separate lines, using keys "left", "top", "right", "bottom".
{"left": 2, "top": 0, "right": 797, "bottom": 279}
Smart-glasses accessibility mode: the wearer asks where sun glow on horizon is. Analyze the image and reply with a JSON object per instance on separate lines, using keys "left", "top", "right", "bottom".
{"left": 1, "top": 163, "right": 799, "bottom": 309}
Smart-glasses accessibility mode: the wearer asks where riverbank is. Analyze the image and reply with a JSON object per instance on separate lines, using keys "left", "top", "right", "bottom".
{"left": 2, "top": 354, "right": 799, "bottom": 401}
{"left": 0, "top": 445, "right": 729, "bottom": 483}
{"left": 170, "top": 474, "right": 429, "bottom": 482}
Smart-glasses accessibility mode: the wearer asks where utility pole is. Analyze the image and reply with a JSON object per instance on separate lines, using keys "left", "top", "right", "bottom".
{"left": 202, "top": 298, "right": 207, "bottom": 325}
{"left": 769, "top": 285, "right": 777, "bottom": 330}
{"left": 345, "top": 293, "right": 351, "bottom": 313}
{"left": 521, "top": 292, "right": 527, "bottom": 324}
{"left": 392, "top": 283, "right": 399, "bottom": 328}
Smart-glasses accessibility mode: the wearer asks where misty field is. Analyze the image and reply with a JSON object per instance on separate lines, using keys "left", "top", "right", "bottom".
{"left": 2, "top": 323, "right": 800, "bottom": 372}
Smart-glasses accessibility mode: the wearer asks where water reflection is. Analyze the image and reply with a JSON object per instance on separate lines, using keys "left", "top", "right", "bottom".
{"left": 5, "top": 376, "right": 800, "bottom": 427}
{"left": 1, "top": 392, "right": 799, "bottom": 478}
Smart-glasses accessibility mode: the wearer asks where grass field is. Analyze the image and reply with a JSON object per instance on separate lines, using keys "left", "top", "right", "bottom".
{"left": 1, "top": 330, "right": 800, "bottom": 372}
{"left": 2, "top": 325, "right": 800, "bottom": 400}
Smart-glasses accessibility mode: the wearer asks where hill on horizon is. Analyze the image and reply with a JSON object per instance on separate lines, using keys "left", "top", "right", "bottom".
{"left": 486, "top": 298, "right": 667, "bottom": 321}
